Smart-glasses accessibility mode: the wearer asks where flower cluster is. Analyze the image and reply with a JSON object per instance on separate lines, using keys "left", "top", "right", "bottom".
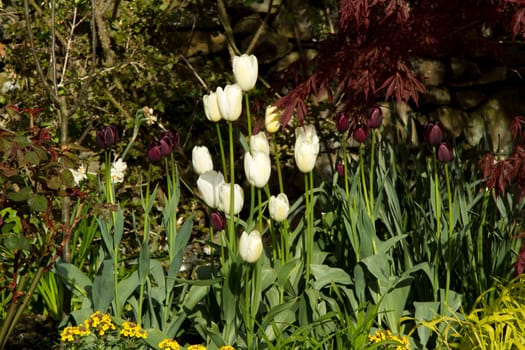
{"left": 147, "top": 130, "right": 180, "bottom": 162}
{"left": 424, "top": 121, "right": 453, "bottom": 163}
{"left": 60, "top": 320, "right": 91, "bottom": 342}
{"left": 119, "top": 321, "right": 147, "bottom": 339}
{"left": 368, "top": 329, "right": 410, "bottom": 350}
{"left": 60, "top": 312, "right": 118, "bottom": 343}
{"left": 187, "top": 345, "right": 207, "bottom": 350}
{"left": 159, "top": 338, "right": 180, "bottom": 350}
{"left": 89, "top": 311, "right": 116, "bottom": 336}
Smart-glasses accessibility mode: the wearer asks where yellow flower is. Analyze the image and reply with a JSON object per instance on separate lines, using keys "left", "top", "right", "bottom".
{"left": 89, "top": 311, "right": 116, "bottom": 336}
{"left": 368, "top": 329, "right": 410, "bottom": 350}
{"left": 187, "top": 345, "right": 206, "bottom": 350}
{"left": 120, "top": 321, "right": 147, "bottom": 339}
{"left": 159, "top": 338, "right": 180, "bottom": 350}
{"left": 219, "top": 346, "right": 235, "bottom": 350}
{"left": 60, "top": 322, "right": 91, "bottom": 343}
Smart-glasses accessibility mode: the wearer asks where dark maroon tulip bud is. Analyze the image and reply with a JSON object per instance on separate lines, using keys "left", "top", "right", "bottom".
{"left": 437, "top": 142, "right": 454, "bottom": 162}
{"left": 336, "top": 161, "right": 345, "bottom": 177}
{"left": 0, "top": 215, "right": 3, "bottom": 227}
{"left": 336, "top": 113, "right": 350, "bottom": 133}
{"left": 159, "top": 138, "right": 172, "bottom": 156}
{"left": 161, "top": 131, "right": 180, "bottom": 151}
{"left": 146, "top": 141, "right": 162, "bottom": 162}
{"left": 210, "top": 211, "right": 226, "bottom": 231}
{"left": 367, "top": 106, "right": 383, "bottom": 129}
{"left": 424, "top": 121, "right": 443, "bottom": 146}
{"left": 96, "top": 125, "right": 119, "bottom": 148}
{"left": 353, "top": 124, "right": 369, "bottom": 143}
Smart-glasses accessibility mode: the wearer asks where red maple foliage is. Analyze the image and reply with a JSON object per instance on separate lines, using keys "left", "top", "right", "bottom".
{"left": 273, "top": 0, "right": 525, "bottom": 129}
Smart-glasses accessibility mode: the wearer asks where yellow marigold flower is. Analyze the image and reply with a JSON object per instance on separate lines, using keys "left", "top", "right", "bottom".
{"left": 187, "top": 345, "right": 206, "bottom": 350}
{"left": 120, "top": 321, "right": 148, "bottom": 339}
{"left": 219, "top": 346, "right": 236, "bottom": 350}
{"left": 159, "top": 338, "right": 180, "bottom": 350}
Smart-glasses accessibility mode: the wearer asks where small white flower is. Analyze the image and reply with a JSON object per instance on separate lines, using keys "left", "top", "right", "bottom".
{"left": 110, "top": 158, "right": 127, "bottom": 184}
{"left": 218, "top": 182, "right": 244, "bottom": 215}
{"left": 265, "top": 105, "right": 281, "bottom": 133}
{"left": 203, "top": 91, "right": 222, "bottom": 122}
{"left": 244, "top": 151, "right": 271, "bottom": 188}
{"left": 294, "top": 125, "right": 320, "bottom": 173}
{"left": 192, "top": 145, "right": 214, "bottom": 175}
{"left": 142, "top": 106, "right": 157, "bottom": 126}
{"left": 216, "top": 84, "right": 243, "bottom": 122}
{"left": 233, "top": 54, "right": 258, "bottom": 91}
{"left": 269, "top": 193, "right": 290, "bottom": 222}
{"left": 249, "top": 132, "right": 270, "bottom": 155}
{"left": 70, "top": 164, "right": 88, "bottom": 186}
{"left": 197, "top": 170, "right": 225, "bottom": 208}
{"left": 239, "top": 230, "right": 263, "bottom": 263}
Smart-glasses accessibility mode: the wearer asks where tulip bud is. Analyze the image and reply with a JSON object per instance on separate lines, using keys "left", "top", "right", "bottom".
{"left": 336, "top": 112, "right": 349, "bottom": 133}
{"left": 244, "top": 151, "right": 271, "bottom": 188}
{"left": 192, "top": 146, "right": 214, "bottom": 175}
{"left": 437, "top": 142, "right": 454, "bottom": 162}
{"left": 250, "top": 132, "right": 270, "bottom": 155}
{"left": 233, "top": 54, "right": 258, "bottom": 91}
{"left": 197, "top": 170, "right": 225, "bottom": 208}
{"left": 161, "top": 131, "right": 179, "bottom": 152}
{"left": 239, "top": 230, "right": 263, "bottom": 263}
{"left": 294, "top": 125, "right": 320, "bottom": 173}
{"left": 367, "top": 106, "right": 383, "bottom": 129}
{"left": 96, "top": 125, "right": 119, "bottom": 149}
{"left": 265, "top": 105, "right": 281, "bottom": 133}
{"left": 269, "top": 193, "right": 290, "bottom": 222}
{"left": 218, "top": 183, "right": 244, "bottom": 215}
{"left": 210, "top": 211, "right": 226, "bottom": 231}
{"left": 336, "top": 161, "right": 345, "bottom": 177}
{"left": 424, "top": 121, "right": 443, "bottom": 146}
{"left": 146, "top": 141, "right": 162, "bottom": 162}
{"left": 216, "top": 84, "right": 243, "bottom": 122}
{"left": 353, "top": 124, "right": 369, "bottom": 143}
{"left": 203, "top": 91, "right": 222, "bottom": 122}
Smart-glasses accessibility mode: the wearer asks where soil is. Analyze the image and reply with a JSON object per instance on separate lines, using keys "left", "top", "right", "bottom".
{"left": 5, "top": 314, "right": 58, "bottom": 350}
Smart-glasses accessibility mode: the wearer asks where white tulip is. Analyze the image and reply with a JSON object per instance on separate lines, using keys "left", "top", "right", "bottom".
{"left": 249, "top": 132, "right": 270, "bottom": 155}
{"left": 197, "top": 170, "right": 225, "bottom": 208}
{"left": 203, "top": 91, "right": 222, "bottom": 122}
{"left": 233, "top": 54, "right": 258, "bottom": 91}
{"left": 216, "top": 84, "right": 243, "bottom": 122}
{"left": 294, "top": 125, "right": 320, "bottom": 173}
{"left": 244, "top": 151, "right": 271, "bottom": 188}
{"left": 239, "top": 230, "right": 263, "bottom": 263}
{"left": 265, "top": 105, "right": 281, "bottom": 133}
{"left": 192, "top": 145, "right": 214, "bottom": 175}
{"left": 218, "top": 182, "right": 244, "bottom": 215}
{"left": 269, "top": 193, "right": 290, "bottom": 222}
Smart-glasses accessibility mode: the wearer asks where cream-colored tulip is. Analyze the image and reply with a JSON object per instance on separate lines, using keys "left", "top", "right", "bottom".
{"left": 239, "top": 230, "right": 263, "bottom": 263}
{"left": 244, "top": 151, "right": 271, "bottom": 188}
{"left": 249, "top": 132, "right": 270, "bottom": 155}
{"left": 294, "top": 125, "right": 320, "bottom": 173}
{"left": 192, "top": 145, "right": 214, "bottom": 175}
{"left": 265, "top": 105, "right": 281, "bottom": 133}
{"left": 197, "top": 170, "right": 225, "bottom": 208}
{"left": 233, "top": 54, "right": 258, "bottom": 91}
{"left": 216, "top": 84, "right": 243, "bottom": 122}
{"left": 218, "top": 182, "right": 244, "bottom": 215}
{"left": 269, "top": 193, "right": 290, "bottom": 222}
{"left": 203, "top": 91, "right": 222, "bottom": 122}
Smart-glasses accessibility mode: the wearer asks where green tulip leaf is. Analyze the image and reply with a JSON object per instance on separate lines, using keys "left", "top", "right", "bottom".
{"left": 92, "top": 258, "right": 114, "bottom": 312}
{"left": 54, "top": 260, "right": 92, "bottom": 299}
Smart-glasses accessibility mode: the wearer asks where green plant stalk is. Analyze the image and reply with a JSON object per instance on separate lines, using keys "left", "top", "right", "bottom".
{"left": 137, "top": 164, "right": 152, "bottom": 326}
{"left": 216, "top": 123, "right": 228, "bottom": 182}
{"left": 444, "top": 162, "right": 453, "bottom": 307}
{"left": 341, "top": 134, "right": 349, "bottom": 198}
{"left": 369, "top": 130, "right": 376, "bottom": 217}
{"left": 432, "top": 149, "right": 441, "bottom": 303}
{"left": 245, "top": 265, "right": 253, "bottom": 350}
{"left": 272, "top": 134, "right": 284, "bottom": 194}
{"left": 359, "top": 145, "right": 371, "bottom": 218}
{"left": 228, "top": 121, "right": 236, "bottom": 253}
{"left": 477, "top": 190, "right": 490, "bottom": 295}
{"left": 304, "top": 172, "right": 311, "bottom": 284}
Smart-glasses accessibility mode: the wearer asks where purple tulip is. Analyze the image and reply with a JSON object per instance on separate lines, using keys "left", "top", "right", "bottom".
{"left": 437, "top": 142, "right": 454, "bottom": 163}
{"left": 336, "top": 113, "right": 350, "bottom": 133}
{"left": 353, "top": 124, "right": 369, "bottom": 143}
{"left": 336, "top": 161, "right": 345, "bottom": 177}
{"left": 146, "top": 141, "right": 162, "bottom": 162}
{"left": 367, "top": 106, "right": 383, "bottom": 129}
{"left": 210, "top": 211, "right": 226, "bottom": 231}
{"left": 96, "top": 125, "right": 119, "bottom": 149}
{"left": 424, "top": 121, "right": 443, "bottom": 146}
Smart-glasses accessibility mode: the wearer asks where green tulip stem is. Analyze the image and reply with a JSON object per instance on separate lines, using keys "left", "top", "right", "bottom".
{"left": 369, "top": 130, "right": 376, "bottom": 217}
{"left": 341, "top": 134, "right": 349, "bottom": 198}
{"left": 272, "top": 134, "right": 284, "bottom": 194}
{"left": 257, "top": 187, "right": 263, "bottom": 230}
{"left": 216, "top": 123, "right": 228, "bottom": 182}
{"left": 304, "top": 171, "right": 314, "bottom": 285}
{"left": 359, "top": 144, "right": 371, "bottom": 217}
{"left": 444, "top": 162, "right": 453, "bottom": 307}
{"left": 228, "top": 121, "right": 236, "bottom": 253}
{"left": 432, "top": 148, "right": 441, "bottom": 302}
{"left": 245, "top": 94, "right": 252, "bottom": 140}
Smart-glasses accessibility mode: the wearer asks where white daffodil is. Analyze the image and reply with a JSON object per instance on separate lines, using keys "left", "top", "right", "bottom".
{"left": 233, "top": 54, "right": 258, "bottom": 91}
{"left": 192, "top": 145, "right": 214, "bottom": 175}
{"left": 110, "top": 158, "right": 127, "bottom": 184}
{"left": 203, "top": 91, "right": 222, "bottom": 122}
{"left": 294, "top": 124, "right": 320, "bottom": 173}
{"left": 218, "top": 182, "right": 244, "bottom": 215}
{"left": 265, "top": 105, "right": 281, "bottom": 133}
{"left": 269, "top": 193, "right": 290, "bottom": 222}
{"left": 239, "top": 230, "right": 263, "bottom": 263}
{"left": 197, "top": 170, "right": 225, "bottom": 208}
{"left": 216, "top": 84, "right": 243, "bottom": 122}
{"left": 249, "top": 132, "right": 270, "bottom": 155}
{"left": 244, "top": 151, "right": 271, "bottom": 188}
{"left": 70, "top": 164, "right": 88, "bottom": 186}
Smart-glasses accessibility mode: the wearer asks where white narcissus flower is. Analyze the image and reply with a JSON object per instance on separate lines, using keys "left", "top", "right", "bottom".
{"left": 250, "top": 132, "right": 270, "bottom": 155}
{"left": 233, "top": 54, "right": 258, "bottom": 91}
{"left": 203, "top": 91, "right": 222, "bottom": 122}
{"left": 294, "top": 125, "right": 320, "bottom": 173}
{"left": 265, "top": 105, "right": 281, "bottom": 134}
{"left": 192, "top": 145, "right": 214, "bottom": 175}
{"left": 216, "top": 84, "right": 243, "bottom": 122}
{"left": 239, "top": 230, "right": 263, "bottom": 263}
{"left": 197, "top": 170, "right": 225, "bottom": 208}
{"left": 244, "top": 151, "right": 271, "bottom": 188}
{"left": 70, "top": 164, "right": 88, "bottom": 186}
{"left": 269, "top": 193, "right": 290, "bottom": 222}
{"left": 110, "top": 158, "right": 127, "bottom": 183}
{"left": 218, "top": 183, "right": 244, "bottom": 215}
